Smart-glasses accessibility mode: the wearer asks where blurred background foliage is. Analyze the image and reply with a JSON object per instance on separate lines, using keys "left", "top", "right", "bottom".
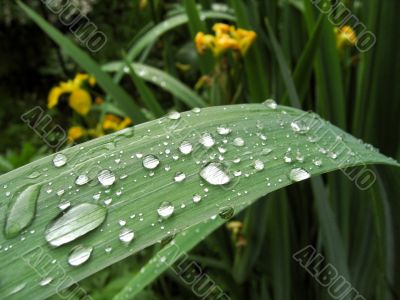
{"left": 1, "top": 0, "right": 400, "bottom": 299}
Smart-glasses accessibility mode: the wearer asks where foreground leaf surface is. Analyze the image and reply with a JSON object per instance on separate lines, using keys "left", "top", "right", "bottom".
{"left": 0, "top": 104, "right": 397, "bottom": 299}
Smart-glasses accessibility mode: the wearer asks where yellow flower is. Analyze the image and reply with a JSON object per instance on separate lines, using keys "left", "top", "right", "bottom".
{"left": 103, "top": 114, "right": 133, "bottom": 132}
{"left": 47, "top": 73, "right": 96, "bottom": 115}
{"left": 67, "top": 126, "right": 86, "bottom": 143}
{"left": 234, "top": 29, "right": 257, "bottom": 55}
{"left": 68, "top": 89, "right": 92, "bottom": 116}
{"left": 195, "top": 32, "right": 215, "bottom": 55}
{"left": 212, "top": 23, "right": 231, "bottom": 36}
{"left": 335, "top": 26, "right": 357, "bottom": 50}
{"left": 195, "top": 23, "right": 256, "bottom": 57}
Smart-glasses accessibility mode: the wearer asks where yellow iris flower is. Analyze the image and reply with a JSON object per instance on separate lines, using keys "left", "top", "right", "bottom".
{"left": 48, "top": 73, "right": 96, "bottom": 115}
{"left": 335, "top": 26, "right": 357, "bottom": 51}
{"left": 103, "top": 114, "right": 133, "bottom": 132}
{"left": 195, "top": 23, "right": 257, "bottom": 57}
{"left": 67, "top": 126, "right": 86, "bottom": 143}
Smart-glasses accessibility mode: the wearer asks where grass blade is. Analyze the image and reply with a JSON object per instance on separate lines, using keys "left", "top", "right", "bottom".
{"left": 0, "top": 104, "right": 397, "bottom": 299}
{"left": 103, "top": 62, "right": 207, "bottom": 108}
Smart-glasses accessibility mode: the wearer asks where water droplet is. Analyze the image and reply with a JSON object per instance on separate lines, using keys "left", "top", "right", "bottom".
{"left": 4, "top": 184, "right": 41, "bottom": 238}
{"left": 167, "top": 111, "right": 181, "bottom": 120}
{"left": 53, "top": 153, "right": 67, "bottom": 167}
{"left": 192, "top": 107, "right": 201, "bottom": 113}
{"left": 263, "top": 99, "right": 277, "bottom": 109}
{"left": 217, "top": 126, "right": 232, "bottom": 136}
{"left": 68, "top": 245, "right": 93, "bottom": 266}
{"left": 45, "top": 203, "right": 107, "bottom": 247}
{"left": 157, "top": 201, "right": 174, "bottom": 219}
{"left": 119, "top": 227, "right": 135, "bottom": 244}
{"left": 199, "top": 133, "right": 215, "bottom": 148}
{"left": 174, "top": 172, "right": 186, "bottom": 182}
{"left": 200, "top": 162, "right": 231, "bottom": 186}
{"left": 179, "top": 141, "right": 193, "bottom": 155}
{"left": 39, "top": 277, "right": 53, "bottom": 286}
{"left": 253, "top": 160, "right": 264, "bottom": 171}
{"left": 289, "top": 168, "right": 311, "bottom": 182}
{"left": 290, "top": 120, "right": 310, "bottom": 134}
{"left": 233, "top": 137, "right": 245, "bottom": 147}
{"left": 313, "top": 158, "right": 322, "bottom": 167}
{"left": 261, "top": 148, "right": 273, "bottom": 155}
{"left": 219, "top": 207, "right": 235, "bottom": 220}
{"left": 58, "top": 201, "right": 71, "bottom": 211}
{"left": 192, "top": 194, "right": 202, "bottom": 203}
{"left": 98, "top": 170, "right": 116, "bottom": 187}
{"left": 143, "top": 155, "right": 160, "bottom": 170}
{"left": 75, "top": 174, "right": 89, "bottom": 186}
{"left": 27, "top": 171, "right": 41, "bottom": 179}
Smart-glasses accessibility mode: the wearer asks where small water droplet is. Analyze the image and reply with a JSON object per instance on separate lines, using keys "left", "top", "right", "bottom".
{"left": 98, "top": 170, "right": 116, "bottom": 187}
{"left": 119, "top": 227, "right": 135, "bottom": 244}
{"left": 58, "top": 201, "right": 71, "bottom": 211}
{"left": 253, "top": 160, "right": 264, "bottom": 171}
{"left": 53, "top": 153, "right": 67, "bottom": 167}
{"left": 174, "top": 172, "right": 186, "bottom": 183}
{"left": 45, "top": 203, "right": 107, "bottom": 247}
{"left": 199, "top": 133, "right": 215, "bottom": 148}
{"left": 217, "top": 126, "right": 232, "bottom": 136}
{"left": 263, "top": 99, "right": 277, "bottom": 109}
{"left": 39, "top": 277, "right": 53, "bottom": 286}
{"left": 200, "top": 162, "right": 231, "bottom": 186}
{"left": 68, "top": 245, "right": 93, "bottom": 266}
{"left": 261, "top": 148, "right": 273, "bottom": 155}
{"left": 143, "top": 155, "right": 160, "bottom": 170}
{"left": 289, "top": 168, "right": 311, "bottom": 182}
{"left": 179, "top": 141, "right": 193, "bottom": 155}
{"left": 75, "top": 174, "right": 89, "bottom": 186}
{"left": 233, "top": 137, "right": 245, "bottom": 147}
{"left": 167, "top": 111, "right": 181, "bottom": 120}
{"left": 5, "top": 184, "right": 41, "bottom": 238}
{"left": 313, "top": 158, "right": 322, "bottom": 167}
{"left": 192, "top": 107, "right": 201, "bottom": 113}
{"left": 192, "top": 194, "right": 202, "bottom": 203}
{"left": 157, "top": 202, "right": 174, "bottom": 219}
{"left": 27, "top": 171, "right": 41, "bottom": 179}
{"left": 219, "top": 207, "right": 235, "bottom": 220}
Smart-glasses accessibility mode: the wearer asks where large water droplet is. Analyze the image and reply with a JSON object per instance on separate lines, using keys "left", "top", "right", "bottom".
{"left": 119, "top": 227, "right": 135, "bottom": 244}
{"left": 68, "top": 245, "right": 93, "bottom": 266}
{"left": 199, "top": 162, "right": 231, "bottom": 186}
{"left": 142, "top": 155, "right": 160, "bottom": 170}
{"left": 53, "top": 153, "right": 67, "bottom": 167}
{"left": 219, "top": 207, "right": 235, "bottom": 220}
{"left": 45, "top": 203, "right": 107, "bottom": 247}
{"left": 75, "top": 174, "right": 89, "bottom": 186}
{"left": 289, "top": 168, "right": 311, "bottom": 182}
{"left": 167, "top": 111, "right": 181, "bottom": 120}
{"left": 192, "top": 194, "right": 202, "bottom": 203}
{"left": 179, "top": 141, "right": 193, "bottom": 155}
{"left": 290, "top": 120, "right": 310, "bottom": 134}
{"left": 263, "top": 99, "right": 277, "bottom": 109}
{"left": 199, "top": 133, "right": 215, "bottom": 148}
{"left": 174, "top": 172, "right": 186, "bottom": 183}
{"left": 97, "top": 170, "right": 116, "bottom": 187}
{"left": 157, "top": 202, "right": 174, "bottom": 219}
{"left": 4, "top": 184, "right": 41, "bottom": 238}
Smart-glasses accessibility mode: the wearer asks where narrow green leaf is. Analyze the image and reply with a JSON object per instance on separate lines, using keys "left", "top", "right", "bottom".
{"left": 0, "top": 104, "right": 397, "bottom": 299}
{"left": 122, "top": 57, "right": 164, "bottom": 118}
{"left": 103, "top": 62, "right": 207, "bottom": 108}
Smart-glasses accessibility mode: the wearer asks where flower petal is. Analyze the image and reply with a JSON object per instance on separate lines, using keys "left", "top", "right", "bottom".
{"left": 68, "top": 88, "right": 92, "bottom": 115}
